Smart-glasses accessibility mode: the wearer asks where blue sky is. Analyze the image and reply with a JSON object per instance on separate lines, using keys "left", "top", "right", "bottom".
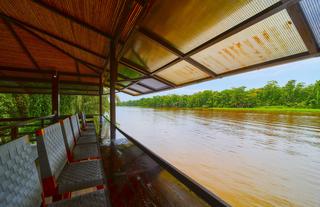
{"left": 119, "top": 57, "right": 320, "bottom": 101}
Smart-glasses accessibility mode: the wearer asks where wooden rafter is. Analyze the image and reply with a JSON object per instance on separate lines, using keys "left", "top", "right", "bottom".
{"left": 116, "top": 76, "right": 150, "bottom": 83}
{"left": 116, "top": 0, "right": 152, "bottom": 59}
{"left": 1, "top": 12, "right": 106, "bottom": 76}
{"left": 138, "top": 27, "right": 216, "bottom": 77}
{"left": 3, "top": 19, "right": 40, "bottom": 70}
{"left": 0, "top": 13, "right": 106, "bottom": 59}
{"left": 124, "top": 85, "right": 144, "bottom": 94}
{"left": 120, "top": 58, "right": 176, "bottom": 87}
{"left": 15, "top": 23, "right": 104, "bottom": 71}
{"left": 32, "top": 0, "right": 113, "bottom": 40}
{"left": 136, "top": 82, "right": 155, "bottom": 91}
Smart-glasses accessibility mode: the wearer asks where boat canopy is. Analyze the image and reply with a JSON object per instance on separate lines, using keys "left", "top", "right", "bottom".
{"left": 0, "top": 0, "right": 319, "bottom": 96}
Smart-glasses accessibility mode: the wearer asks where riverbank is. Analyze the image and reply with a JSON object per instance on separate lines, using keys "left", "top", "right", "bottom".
{"left": 119, "top": 106, "right": 320, "bottom": 114}
{"left": 194, "top": 107, "right": 320, "bottom": 113}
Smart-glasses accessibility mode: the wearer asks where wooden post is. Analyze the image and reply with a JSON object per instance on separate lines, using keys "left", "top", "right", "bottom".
{"left": 41, "top": 119, "right": 44, "bottom": 128}
{"left": 11, "top": 127, "right": 18, "bottom": 140}
{"left": 110, "top": 42, "right": 117, "bottom": 140}
{"left": 52, "top": 72, "right": 60, "bottom": 120}
{"left": 99, "top": 75, "right": 103, "bottom": 123}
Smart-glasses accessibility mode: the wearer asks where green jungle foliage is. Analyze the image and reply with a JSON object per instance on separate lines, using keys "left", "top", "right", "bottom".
{"left": 0, "top": 94, "right": 109, "bottom": 118}
{"left": 119, "top": 80, "right": 320, "bottom": 109}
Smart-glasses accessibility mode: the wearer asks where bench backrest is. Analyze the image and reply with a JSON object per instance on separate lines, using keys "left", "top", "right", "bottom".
{"left": 36, "top": 122, "right": 67, "bottom": 179}
{"left": 0, "top": 136, "right": 42, "bottom": 207}
{"left": 60, "top": 117, "right": 75, "bottom": 152}
{"left": 70, "top": 115, "right": 80, "bottom": 140}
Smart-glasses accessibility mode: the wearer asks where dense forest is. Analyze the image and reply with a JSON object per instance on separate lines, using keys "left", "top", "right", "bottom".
{"left": 0, "top": 94, "right": 109, "bottom": 118}
{"left": 119, "top": 80, "right": 320, "bottom": 109}
{"left": 1, "top": 80, "right": 319, "bottom": 118}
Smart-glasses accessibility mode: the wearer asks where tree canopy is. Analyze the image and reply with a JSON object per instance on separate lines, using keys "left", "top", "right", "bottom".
{"left": 119, "top": 80, "right": 320, "bottom": 109}
{"left": 0, "top": 94, "right": 109, "bottom": 118}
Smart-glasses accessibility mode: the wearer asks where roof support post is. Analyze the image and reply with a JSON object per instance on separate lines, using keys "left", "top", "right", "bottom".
{"left": 51, "top": 72, "right": 60, "bottom": 121}
{"left": 99, "top": 75, "right": 103, "bottom": 124}
{"left": 110, "top": 42, "right": 117, "bottom": 140}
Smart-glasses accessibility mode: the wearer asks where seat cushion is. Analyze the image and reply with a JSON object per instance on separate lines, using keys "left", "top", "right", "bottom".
{"left": 81, "top": 130, "right": 96, "bottom": 137}
{"left": 77, "top": 135, "right": 98, "bottom": 145}
{"left": 72, "top": 144, "right": 100, "bottom": 161}
{"left": 48, "top": 189, "right": 109, "bottom": 207}
{"left": 57, "top": 160, "right": 104, "bottom": 194}
{"left": 86, "top": 122, "right": 95, "bottom": 128}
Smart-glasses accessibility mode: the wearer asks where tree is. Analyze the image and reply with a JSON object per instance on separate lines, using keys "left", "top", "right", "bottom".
{"left": 118, "top": 80, "right": 320, "bottom": 109}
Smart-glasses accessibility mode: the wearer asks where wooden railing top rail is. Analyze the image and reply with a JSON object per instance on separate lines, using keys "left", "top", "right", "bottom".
{"left": 0, "top": 114, "right": 56, "bottom": 131}
{"left": 0, "top": 113, "right": 98, "bottom": 131}
{"left": 0, "top": 113, "right": 99, "bottom": 144}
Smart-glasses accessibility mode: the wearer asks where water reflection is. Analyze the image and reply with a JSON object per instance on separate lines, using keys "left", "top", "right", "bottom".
{"left": 100, "top": 135, "right": 211, "bottom": 207}
{"left": 117, "top": 107, "right": 320, "bottom": 207}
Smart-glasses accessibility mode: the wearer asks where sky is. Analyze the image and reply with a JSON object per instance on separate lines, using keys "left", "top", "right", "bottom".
{"left": 118, "top": 57, "right": 320, "bottom": 101}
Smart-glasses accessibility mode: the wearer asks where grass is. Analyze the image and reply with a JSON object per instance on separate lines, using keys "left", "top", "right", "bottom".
{"left": 192, "top": 106, "right": 320, "bottom": 113}
{"left": 120, "top": 105, "right": 320, "bottom": 114}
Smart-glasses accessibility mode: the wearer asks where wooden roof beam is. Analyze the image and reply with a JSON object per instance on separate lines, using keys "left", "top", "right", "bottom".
{"left": 151, "top": 58, "right": 181, "bottom": 74}
{"left": 116, "top": 0, "right": 153, "bottom": 59}
{"left": 124, "top": 85, "right": 144, "bottom": 94}
{"left": 116, "top": 76, "right": 150, "bottom": 83}
{"left": 120, "top": 58, "right": 148, "bottom": 75}
{"left": 120, "top": 58, "right": 176, "bottom": 87}
{"left": 0, "top": 85, "right": 100, "bottom": 92}
{"left": 0, "top": 76, "right": 102, "bottom": 86}
{"left": 0, "top": 66, "right": 99, "bottom": 78}
{"left": 216, "top": 52, "right": 319, "bottom": 79}
{"left": 136, "top": 82, "right": 156, "bottom": 91}
{"left": 285, "top": 3, "right": 319, "bottom": 54}
{"left": 119, "top": 76, "right": 143, "bottom": 92}
{"left": 138, "top": 27, "right": 216, "bottom": 77}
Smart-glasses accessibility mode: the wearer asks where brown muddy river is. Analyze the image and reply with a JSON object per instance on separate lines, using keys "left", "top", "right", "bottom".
{"left": 117, "top": 107, "right": 320, "bottom": 207}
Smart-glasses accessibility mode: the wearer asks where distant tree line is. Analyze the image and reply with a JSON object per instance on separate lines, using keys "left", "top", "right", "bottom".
{"left": 119, "top": 80, "right": 320, "bottom": 109}
{"left": 0, "top": 94, "right": 109, "bottom": 118}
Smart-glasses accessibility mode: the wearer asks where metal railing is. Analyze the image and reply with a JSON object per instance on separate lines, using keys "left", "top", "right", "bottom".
{"left": 102, "top": 115, "right": 230, "bottom": 207}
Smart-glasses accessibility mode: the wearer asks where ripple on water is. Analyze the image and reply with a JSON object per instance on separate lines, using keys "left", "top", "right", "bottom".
{"left": 118, "top": 107, "right": 320, "bottom": 207}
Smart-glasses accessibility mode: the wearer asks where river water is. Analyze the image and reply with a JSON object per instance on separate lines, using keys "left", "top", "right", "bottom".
{"left": 117, "top": 107, "right": 320, "bottom": 207}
